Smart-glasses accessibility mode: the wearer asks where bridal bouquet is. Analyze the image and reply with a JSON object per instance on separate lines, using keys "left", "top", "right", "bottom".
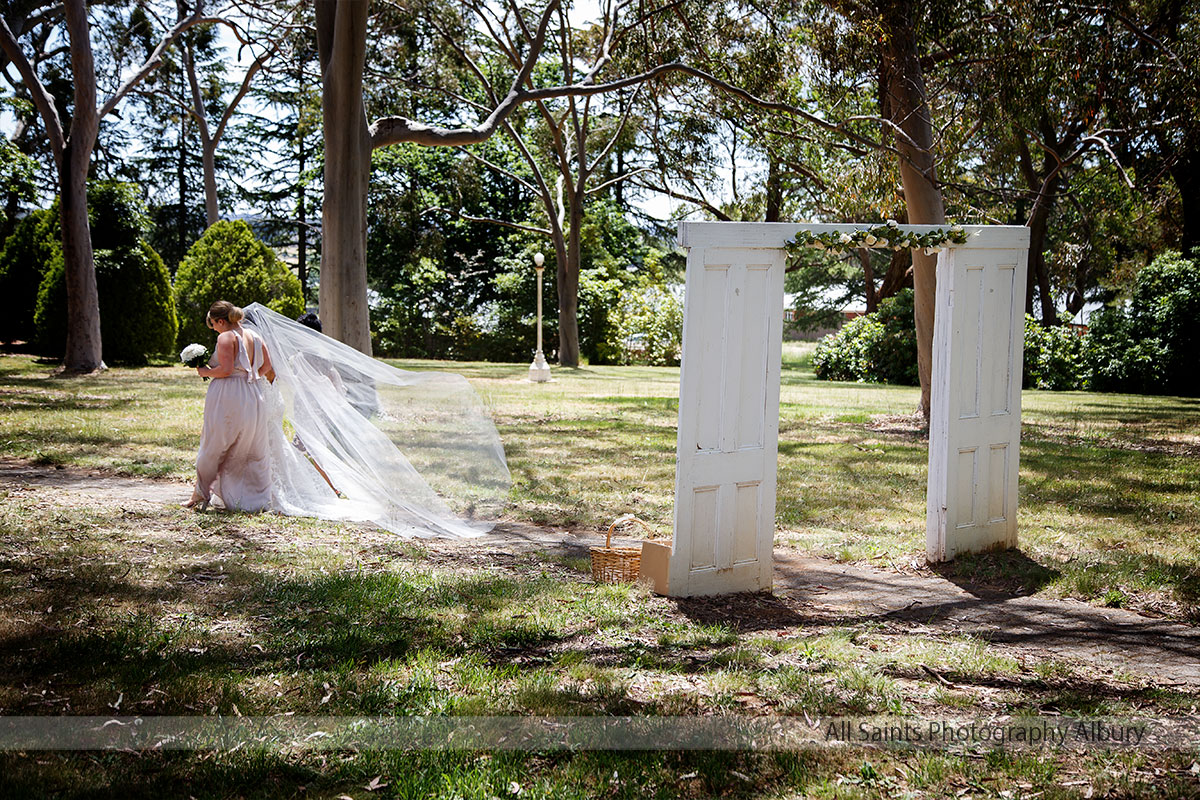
{"left": 180, "top": 343, "right": 209, "bottom": 376}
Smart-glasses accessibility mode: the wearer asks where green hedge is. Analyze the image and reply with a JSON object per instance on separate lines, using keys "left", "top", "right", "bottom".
{"left": 1023, "top": 315, "right": 1085, "bottom": 391}
{"left": 0, "top": 209, "right": 57, "bottom": 344}
{"left": 173, "top": 220, "right": 304, "bottom": 350}
{"left": 35, "top": 241, "right": 177, "bottom": 364}
{"left": 1082, "top": 251, "right": 1200, "bottom": 396}
{"left": 812, "top": 289, "right": 918, "bottom": 385}
{"left": 28, "top": 183, "right": 178, "bottom": 363}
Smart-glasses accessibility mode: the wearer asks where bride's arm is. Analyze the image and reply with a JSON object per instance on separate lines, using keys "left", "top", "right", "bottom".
{"left": 259, "top": 341, "right": 276, "bottom": 383}
{"left": 199, "top": 332, "right": 237, "bottom": 379}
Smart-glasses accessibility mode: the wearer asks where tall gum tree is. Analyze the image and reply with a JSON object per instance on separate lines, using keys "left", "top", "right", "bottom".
{"left": 314, "top": 0, "right": 910, "bottom": 356}
{"left": 0, "top": 0, "right": 225, "bottom": 372}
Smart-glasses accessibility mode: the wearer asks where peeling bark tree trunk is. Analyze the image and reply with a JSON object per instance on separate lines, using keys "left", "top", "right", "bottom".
{"left": 316, "top": 0, "right": 372, "bottom": 354}
{"left": 58, "top": 0, "right": 102, "bottom": 373}
{"left": 59, "top": 142, "right": 102, "bottom": 371}
{"left": 880, "top": 0, "right": 945, "bottom": 420}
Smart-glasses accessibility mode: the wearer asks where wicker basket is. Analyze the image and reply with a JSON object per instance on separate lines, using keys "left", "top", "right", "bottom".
{"left": 591, "top": 515, "right": 655, "bottom": 584}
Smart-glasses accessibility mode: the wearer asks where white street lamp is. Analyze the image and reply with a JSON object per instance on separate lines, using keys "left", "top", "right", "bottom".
{"left": 528, "top": 251, "right": 551, "bottom": 382}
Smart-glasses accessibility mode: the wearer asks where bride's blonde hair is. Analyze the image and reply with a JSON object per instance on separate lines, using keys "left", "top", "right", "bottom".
{"left": 207, "top": 300, "right": 244, "bottom": 326}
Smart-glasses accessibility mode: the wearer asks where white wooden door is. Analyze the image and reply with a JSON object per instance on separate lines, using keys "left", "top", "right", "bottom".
{"left": 926, "top": 237, "right": 1030, "bottom": 561}
{"left": 668, "top": 237, "right": 785, "bottom": 596}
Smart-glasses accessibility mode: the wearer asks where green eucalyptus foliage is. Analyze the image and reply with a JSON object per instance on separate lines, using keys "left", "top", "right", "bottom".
{"left": 31, "top": 183, "right": 178, "bottom": 364}
{"left": 0, "top": 209, "right": 57, "bottom": 343}
{"left": 1083, "top": 251, "right": 1200, "bottom": 396}
{"left": 0, "top": 133, "right": 36, "bottom": 236}
{"left": 173, "top": 220, "right": 304, "bottom": 350}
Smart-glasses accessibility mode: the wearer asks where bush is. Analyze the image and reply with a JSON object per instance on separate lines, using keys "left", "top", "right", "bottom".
{"left": 812, "top": 289, "right": 918, "bottom": 385}
{"left": 1023, "top": 315, "right": 1085, "bottom": 390}
{"left": 611, "top": 285, "right": 683, "bottom": 366}
{"left": 812, "top": 314, "right": 885, "bottom": 382}
{"left": 35, "top": 242, "right": 177, "bottom": 364}
{"left": 871, "top": 290, "right": 919, "bottom": 385}
{"left": 1082, "top": 251, "right": 1200, "bottom": 395}
{"left": 1082, "top": 306, "right": 1168, "bottom": 393}
{"left": 0, "top": 208, "right": 57, "bottom": 344}
{"left": 174, "top": 220, "right": 304, "bottom": 350}
{"left": 29, "top": 183, "right": 178, "bottom": 363}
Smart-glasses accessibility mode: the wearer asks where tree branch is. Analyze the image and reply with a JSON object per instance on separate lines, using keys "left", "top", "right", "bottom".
{"left": 213, "top": 41, "right": 278, "bottom": 147}
{"left": 585, "top": 167, "right": 652, "bottom": 196}
{"left": 99, "top": 10, "right": 229, "bottom": 120}
{"left": 455, "top": 146, "right": 541, "bottom": 195}
{"left": 370, "top": 0, "right": 560, "bottom": 148}
{"left": 425, "top": 206, "right": 551, "bottom": 236}
{"left": 0, "top": 12, "right": 64, "bottom": 162}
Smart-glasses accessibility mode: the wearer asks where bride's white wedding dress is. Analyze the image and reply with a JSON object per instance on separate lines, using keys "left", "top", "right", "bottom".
{"left": 243, "top": 303, "right": 510, "bottom": 538}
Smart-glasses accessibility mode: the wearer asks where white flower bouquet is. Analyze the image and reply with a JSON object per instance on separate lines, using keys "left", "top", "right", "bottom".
{"left": 180, "top": 343, "right": 209, "bottom": 369}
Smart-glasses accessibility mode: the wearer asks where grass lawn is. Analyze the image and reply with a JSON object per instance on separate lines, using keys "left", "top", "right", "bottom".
{"left": 1, "top": 350, "right": 1199, "bottom": 798}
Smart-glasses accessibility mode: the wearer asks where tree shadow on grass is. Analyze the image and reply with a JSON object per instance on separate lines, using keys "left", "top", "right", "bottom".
{"left": 671, "top": 592, "right": 811, "bottom": 632}
{"left": 931, "top": 549, "right": 1062, "bottom": 599}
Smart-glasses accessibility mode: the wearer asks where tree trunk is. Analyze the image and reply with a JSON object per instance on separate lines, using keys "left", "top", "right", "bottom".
{"left": 296, "top": 50, "right": 308, "bottom": 302}
{"left": 201, "top": 142, "right": 219, "bottom": 226}
{"left": 859, "top": 249, "right": 878, "bottom": 313}
{"left": 880, "top": 0, "right": 945, "bottom": 420}
{"left": 298, "top": 149, "right": 308, "bottom": 303}
{"left": 765, "top": 157, "right": 782, "bottom": 223}
{"left": 1026, "top": 190, "right": 1059, "bottom": 324}
{"left": 59, "top": 0, "right": 102, "bottom": 373}
{"left": 316, "top": 0, "right": 372, "bottom": 353}
{"left": 182, "top": 30, "right": 219, "bottom": 227}
{"left": 177, "top": 112, "right": 188, "bottom": 262}
{"left": 557, "top": 197, "right": 582, "bottom": 367}
{"left": 1171, "top": 150, "right": 1199, "bottom": 257}
{"left": 59, "top": 145, "right": 103, "bottom": 372}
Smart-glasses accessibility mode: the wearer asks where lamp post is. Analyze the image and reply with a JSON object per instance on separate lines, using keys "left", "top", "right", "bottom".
{"left": 528, "top": 251, "right": 551, "bottom": 382}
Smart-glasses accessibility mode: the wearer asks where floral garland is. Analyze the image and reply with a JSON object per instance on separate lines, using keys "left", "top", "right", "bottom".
{"left": 785, "top": 220, "right": 969, "bottom": 258}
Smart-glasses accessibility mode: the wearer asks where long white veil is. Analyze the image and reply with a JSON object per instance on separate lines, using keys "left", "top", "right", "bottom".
{"left": 242, "top": 303, "right": 510, "bottom": 538}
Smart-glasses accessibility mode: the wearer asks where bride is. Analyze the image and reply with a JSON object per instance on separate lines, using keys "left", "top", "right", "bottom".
{"left": 186, "top": 302, "right": 510, "bottom": 538}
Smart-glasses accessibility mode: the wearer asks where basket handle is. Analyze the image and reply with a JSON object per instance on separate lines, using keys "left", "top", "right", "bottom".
{"left": 605, "top": 514, "right": 656, "bottom": 548}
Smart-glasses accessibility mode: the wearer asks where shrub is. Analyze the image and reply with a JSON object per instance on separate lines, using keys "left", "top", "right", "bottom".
{"left": 812, "top": 289, "right": 918, "bottom": 385}
{"left": 1082, "top": 251, "right": 1200, "bottom": 395}
{"left": 870, "top": 290, "right": 919, "bottom": 385}
{"left": 1082, "top": 306, "right": 1168, "bottom": 393}
{"left": 35, "top": 242, "right": 178, "bottom": 364}
{"left": 30, "top": 183, "right": 178, "bottom": 363}
{"left": 612, "top": 285, "right": 683, "bottom": 366}
{"left": 174, "top": 220, "right": 304, "bottom": 350}
{"left": 1023, "top": 315, "right": 1085, "bottom": 390}
{"left": 0, "top": 208, "right": 57, "bottom": 344}
{"left": 813, "top": 314, "right": 885, "bottom": 382}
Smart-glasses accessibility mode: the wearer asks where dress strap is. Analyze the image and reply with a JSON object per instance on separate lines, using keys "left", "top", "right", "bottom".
{"left": 249, "top": 333, "right": 265, "bottom": 381}
{"left": 231, "top": 330, "right": 258, "bottom": 383}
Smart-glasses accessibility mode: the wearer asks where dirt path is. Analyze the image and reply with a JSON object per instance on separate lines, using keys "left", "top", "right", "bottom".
{"left": 4, "top": 459, "right": 1197, "bottom": 687}
{"left": 772, "top": 554, "right": 1200, "bottom": 687}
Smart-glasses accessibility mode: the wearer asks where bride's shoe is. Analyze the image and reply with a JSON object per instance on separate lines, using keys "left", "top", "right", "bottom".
{"left": 183, "top": 490, "right": 210, "bottom": 512}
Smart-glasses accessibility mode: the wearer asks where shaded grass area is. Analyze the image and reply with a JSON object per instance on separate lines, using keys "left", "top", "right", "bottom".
{"left": 4, "top": 749, "right": 1199, "bottom": 800}
{"left": 2, "top": 490, "right": 1199, "bottom": 798}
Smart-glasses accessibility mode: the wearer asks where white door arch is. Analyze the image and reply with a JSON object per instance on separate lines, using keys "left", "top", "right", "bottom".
{"left": 656, "top": 222, "right": 1030, "bottom": 597}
